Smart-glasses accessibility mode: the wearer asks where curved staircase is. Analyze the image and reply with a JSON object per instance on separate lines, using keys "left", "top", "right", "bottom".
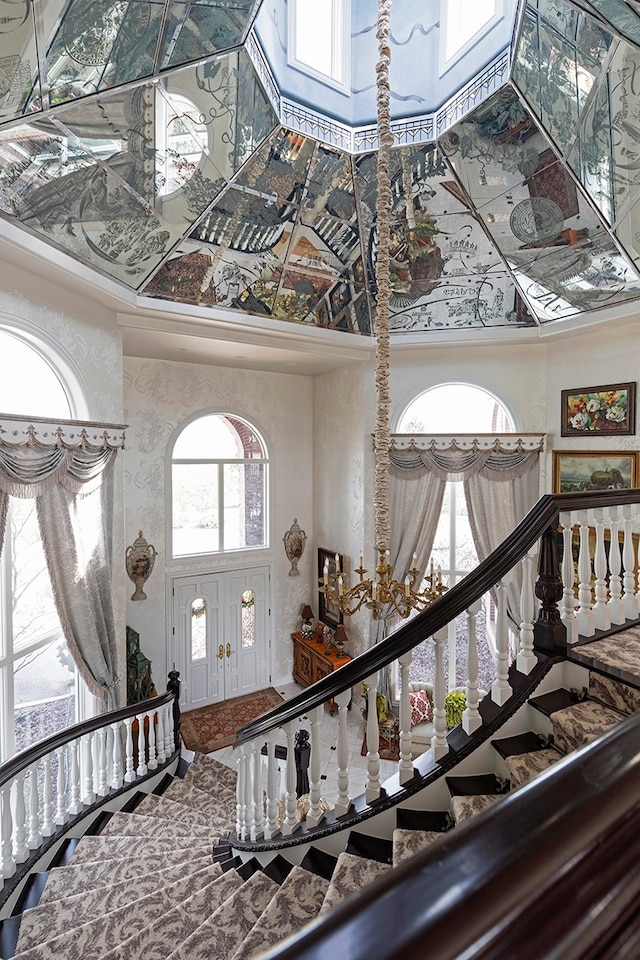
{"left": 2, "top": 626, "right": 640, "bottom": 960}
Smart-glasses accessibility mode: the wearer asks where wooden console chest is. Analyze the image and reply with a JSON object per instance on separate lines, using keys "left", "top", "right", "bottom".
{"left": 291, "top": 631, "right": 351, "bottom": 715}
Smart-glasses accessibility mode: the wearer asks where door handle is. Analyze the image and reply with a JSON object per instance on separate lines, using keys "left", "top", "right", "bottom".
{"left": 226, "top": 643, "right": 232, "bottom": 659}
{"left": 218, "top": 644, "right": 224, "bottom": 660}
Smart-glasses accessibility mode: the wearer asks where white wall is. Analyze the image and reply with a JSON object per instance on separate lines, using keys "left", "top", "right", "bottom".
{"left": 123, "top": 357, "right": 314, "bottom": 688}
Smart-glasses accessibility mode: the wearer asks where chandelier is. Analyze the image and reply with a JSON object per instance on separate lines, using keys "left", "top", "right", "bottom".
{"left": 320, "top": 0, "right": 447, "bottom": 622}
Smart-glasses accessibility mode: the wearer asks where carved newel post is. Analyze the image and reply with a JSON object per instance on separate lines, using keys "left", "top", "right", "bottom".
{"left": 534, "top": 523, "right": 567, "bottom": 653}
{"left": 294, "top": 728, "right": 311, "bottom": 796}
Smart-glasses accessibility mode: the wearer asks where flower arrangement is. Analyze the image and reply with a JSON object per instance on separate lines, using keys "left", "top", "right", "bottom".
{"left": 445, "top": 690, "right": 467, "bottom": 729}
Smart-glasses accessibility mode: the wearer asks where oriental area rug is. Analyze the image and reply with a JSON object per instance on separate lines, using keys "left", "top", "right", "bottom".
{"left": 180, "top": 688, "right": 284, "bottom": 753}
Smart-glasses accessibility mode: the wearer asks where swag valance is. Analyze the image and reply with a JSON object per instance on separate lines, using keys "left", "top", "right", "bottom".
{"left": 0, "top": 414, "right": 127, "bottom": 709}
{"left": 389, "top": 434, "right": 544, "bottom": 481}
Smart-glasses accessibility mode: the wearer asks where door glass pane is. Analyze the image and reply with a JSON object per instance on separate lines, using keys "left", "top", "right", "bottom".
{"left": 191, "top": 598, "right": 206, "bottom": 660}
{"left": 172, "top": 463, "right": 219, "bottom": 555}
{"left": 13, "top": 638, "right": 76, "bottom": 753}
{"left": 241, "top": 589, "right": 255, "bottom": 648}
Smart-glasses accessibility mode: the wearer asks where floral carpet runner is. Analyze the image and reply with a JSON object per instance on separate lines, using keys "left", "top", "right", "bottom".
{"left": 180, "top": 688, "right": 284, "bottom": 752}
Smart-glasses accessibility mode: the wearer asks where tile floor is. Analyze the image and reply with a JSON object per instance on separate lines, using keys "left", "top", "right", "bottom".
{"left": 202, "top": 681, "right": 398, "bottom": 805}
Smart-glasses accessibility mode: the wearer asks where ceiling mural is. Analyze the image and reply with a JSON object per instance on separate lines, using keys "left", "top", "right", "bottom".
{"left": 0, "top": 0, "right": 640, "bottom": 339}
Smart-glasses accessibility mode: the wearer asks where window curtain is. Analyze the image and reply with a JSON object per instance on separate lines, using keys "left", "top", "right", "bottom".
{"left": 388, "top": 439, "right": 543, "bottom": 646}
{"left": 0, "top": 417, "right": 126, "bottom": 709}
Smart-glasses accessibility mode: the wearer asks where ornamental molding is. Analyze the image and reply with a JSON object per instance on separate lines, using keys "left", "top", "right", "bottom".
{"left": 389, "top": 434, "right": 545, "bottom": 452}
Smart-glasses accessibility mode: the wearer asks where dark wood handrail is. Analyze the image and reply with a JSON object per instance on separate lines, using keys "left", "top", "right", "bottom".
{"left": 0, "top": 689, "right": 175, "bottom": 791}
{"left": 235, "top": 488, "right": 640, "bottom": 747}
{"left": 261, "top": 709, "right": 640, "bottom": 960}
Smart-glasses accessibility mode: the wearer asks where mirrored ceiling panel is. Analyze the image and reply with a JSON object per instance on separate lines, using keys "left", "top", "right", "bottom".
{"left": 0, "top": 0, "right": 40, "bottom": 121}
{"left": 159, "top": 0, "right": 261, "bottom": 71}
{"left": 572, "top": 0, "right": 640, "bottom": 47}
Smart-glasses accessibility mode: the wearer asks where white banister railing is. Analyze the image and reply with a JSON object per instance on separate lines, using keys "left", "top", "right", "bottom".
{"left": 232, "top": 493, "right": 640, "bottom": 847}
{"left": 0, "top": 689, "right": 179, "bottom": 899}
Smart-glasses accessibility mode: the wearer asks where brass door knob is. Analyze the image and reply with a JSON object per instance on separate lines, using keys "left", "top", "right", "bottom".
{"left": 226, "top": 642, "right": 232, "bottom": 658}
{"left": 218, "top": 644, "right": 224, "bottom": 660}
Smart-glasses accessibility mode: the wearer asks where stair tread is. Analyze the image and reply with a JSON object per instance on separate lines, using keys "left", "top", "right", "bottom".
{"left": 68, "top": 835, "right": 213, "bottom": 865}
{"left": 299, "top": 846, "right": 338, "bottom": 880}
{"left": 492, "top": 731, "right": 550, "bottom": 759}
{"left": 99, "top": 869, "right": 244, "bottom": 960}
{"left": 0, "top": 915, "right": 22, "bottom": 960}
{"left": 570, "top": 629, "right": 640, "bottom": 690}
{"left": 16, "top": 861, "right": 223, "bottom": 951}
{"left": 551, "top": 699, "right": 625, "bottom": 754}
{"left": 163, "top": 870, "right": 279, "bottom": 960}
{"left": 39, "top": 852, "right": 213, "bottom": 904}
{"left": 134, "top": 791, "right": 215, "bottom": 826}
{"left": 446, "top": 774, "right": 507, "bottom": 797}
{"left": 588, "top": 672, "right": 640, "bottom": 717}
{"left": 528, "top": 688, "right": 580, "bottom": 717}
{"left": 392, "top": 828, "right": 442, "bottom": 867}
{"left": 506, "top": 748, "right": 563, "bottom": 788}
{"left": 318, "top": 852, "right": 391, "bottom": 916}
{"left": 228, "top": 866, "right": 329, "bottom": 960}
{"left": 99, "top": 810, "right": 221, "bottom": 840}
{"left": 12, "top": 862, "right": 223, "bottom": 958}
{"left": 451, "top": 794, "right": 502, "bottom": 825}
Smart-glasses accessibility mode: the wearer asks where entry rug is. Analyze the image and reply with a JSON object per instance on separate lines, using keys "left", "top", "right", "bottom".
{"left": 181, "top": 688, "right": 284, "bottom": 753}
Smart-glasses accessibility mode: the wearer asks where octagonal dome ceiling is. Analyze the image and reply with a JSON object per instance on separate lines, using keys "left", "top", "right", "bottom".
{"left": 0, "top": 0, "right": 640, "bottom": 340}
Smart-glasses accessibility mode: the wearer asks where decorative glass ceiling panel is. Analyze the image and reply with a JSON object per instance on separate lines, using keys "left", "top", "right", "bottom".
{"left": 2, "top": 0, "right": 640, "bottom": 338}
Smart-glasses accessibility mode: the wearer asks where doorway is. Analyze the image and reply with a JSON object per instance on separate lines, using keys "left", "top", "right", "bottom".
{"left": 171, "top": 566, "right": 271, "bottom": 711}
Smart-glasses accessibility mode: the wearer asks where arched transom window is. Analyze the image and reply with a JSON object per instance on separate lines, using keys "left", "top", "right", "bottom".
{"left": 171, "top": 413, "right": 268, "bottom": 558}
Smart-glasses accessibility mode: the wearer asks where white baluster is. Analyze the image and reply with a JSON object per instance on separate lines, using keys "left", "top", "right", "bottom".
{"left": 251, "top": 742, "right": 264, "bottom": 842}
{"left": 576, "top": 513, "right": 595, "bottom": 636}
{"left": 463, "top": 599, "right": 484, "bottom": 733}
{"left": 110, "top": 723, "right": 123, "bottom": 790}
{"left": 281, "top": 722, "right": 300, "bottom": 836}
{"left": 105, "top": 726, "right": 114, "bottom": 787}
{"left": 68, "top": 740, "right": 81, "bottom": 814}
{"left": 0, "top": 784, "right": 15, "bottom": 878}
{"left": 156, "top": 708, "right": 166, "bottom": 765}
{"left": 136, "top": 711, "right": 148, "bottom": 777}
{"left": 334, "top": 688, "right": 352, "bottom": 817}
{"left": 365, "top": 673, "right": 381, "bottom": 803}
{"left": 306, "top": 705, "right": 325, "bottom": 828}
{"left": 164, "top": 704, "right": 174, "bottom": 757}
{"left": 398, "top": 651, "right": 414, "bottom": 785}
{"left": 431, "top": 628, "right": 449, "bottom": 760}
{"left": 13, "top": 774, "right": 28, "bottom": 862}
{"left": 41, "top": 755, "right": 55, "bottom": 837}
{"left": 560, "top": 516, "right": 578, "bottom": 644}
{"left": 82, "top": 734, "right": 95, "bottom": 804}
{"left": 608, "top": 517, "right": 625, "bottom": 624}
{"left": 592, "top": 513, "right": 611, "bottom": 631}
{"left": 124, "top": 718, "right": 135, "bottom": 784}
{"left": 27, "top": 765, "right": 42, "bottom": 850}
{"left": 236, "top": 745, "right": 246, "bottom": 840}
{"left": 96, "top": 728, "right": 109, "bottom": 797}
{"left": 263, "top": 731, "right": 280, "bottom": 839}
{"left": 622, "top": 510, "right": 638, "bottom": 620}
{"left": 146, "top": 709, "right": 158, "bottom": 770}
{"left": 54, "top": 747, "right": 67, "bottom": 825}
{"left": 491, "top": 579, "right": 513, "bottom": 706}
{"left": 517, "top": 550, "right": 539, "bottom": 672}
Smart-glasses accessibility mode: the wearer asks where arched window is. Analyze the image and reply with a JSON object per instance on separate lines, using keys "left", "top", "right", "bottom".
{"left": 0, "top": 328, "right": 87, "bottom": 760}
{"left": 171, "top": 413, "right": 268, "bottom": 558}
{"left": 398, "top": 382, "right": 515, "bottom": 588}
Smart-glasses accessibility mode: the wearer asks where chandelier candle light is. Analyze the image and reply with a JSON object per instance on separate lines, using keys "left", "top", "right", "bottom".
{"left": 319, "top": 0, "right": 447, "bottom": 622}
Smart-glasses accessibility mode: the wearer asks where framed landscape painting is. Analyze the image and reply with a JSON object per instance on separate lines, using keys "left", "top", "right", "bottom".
{"left": 561, "top": 382, "right": 636, "bottom": 436}
{"left": 552, "top": 451, "right": 638, "bottom": 493}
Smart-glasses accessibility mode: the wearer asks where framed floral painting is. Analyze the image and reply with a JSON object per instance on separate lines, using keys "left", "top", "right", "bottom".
{"left": 561, "top": 382, "right": 636, "bottom": 436}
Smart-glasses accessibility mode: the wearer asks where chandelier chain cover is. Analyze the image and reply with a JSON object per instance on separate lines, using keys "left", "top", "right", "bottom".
{"left": 319, "top": 0, "right": 447, "bottom": 621}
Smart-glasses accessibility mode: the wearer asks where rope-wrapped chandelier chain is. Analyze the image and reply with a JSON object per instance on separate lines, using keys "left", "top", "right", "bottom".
{"left": 373, "top": 0, "right": 393, "bottom": 555}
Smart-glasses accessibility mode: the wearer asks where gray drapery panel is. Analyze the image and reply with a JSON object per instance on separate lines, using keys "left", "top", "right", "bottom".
{"left": 389, "top": 444, "right": 541, "bottom": 641}
{"left": 0, "top": 419, "right": 125, "bottom": 708}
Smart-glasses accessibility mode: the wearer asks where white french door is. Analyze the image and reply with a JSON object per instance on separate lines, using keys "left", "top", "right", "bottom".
{"left": 172, "top": 566, "right": 271, "bottom": 711}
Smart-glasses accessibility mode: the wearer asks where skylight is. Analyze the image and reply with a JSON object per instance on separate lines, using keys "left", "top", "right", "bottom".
{"left": 288, "top": 0, "right": 349, "bottom": 91}
{"left": 442, "top": 0, "right": 503, "bottom": 71}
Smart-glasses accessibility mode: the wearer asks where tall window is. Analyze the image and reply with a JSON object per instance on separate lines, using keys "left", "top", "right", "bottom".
{"left": 398, "top": 382, "right": 514, "bottom": 589}
{"left": 441, "top": 0, "right": 504, "bottom": 73}
{"left": 288, "top": 0, "right": 350, "bottom": 92}
{"left": 0, "top": 329, "right": 83, "bottom": 760}
{"left": 171, "top": 413, "right": 268, "bottom": 558}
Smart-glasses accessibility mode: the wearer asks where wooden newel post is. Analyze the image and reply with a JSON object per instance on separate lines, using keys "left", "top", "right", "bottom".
{"left": 294, "top": 728, "right": 310, "bottom": 796}
{"left": 534, "top": 523, "right": 567, "bottom": 654}
{"left": 167, "top": 669, "right": 181, "bottom": 751}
